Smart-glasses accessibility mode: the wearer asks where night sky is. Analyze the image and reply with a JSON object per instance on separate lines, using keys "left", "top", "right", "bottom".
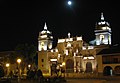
{"left": 0, "top": 0, "right": 120, "bottom": 51}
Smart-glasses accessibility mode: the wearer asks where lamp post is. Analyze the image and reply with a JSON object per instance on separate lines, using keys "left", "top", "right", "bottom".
{"left": 17, "top": 58, "right": 21, "bottom": 82}
{"left": 6, "top": 63, "right": 10, "bottom": 77}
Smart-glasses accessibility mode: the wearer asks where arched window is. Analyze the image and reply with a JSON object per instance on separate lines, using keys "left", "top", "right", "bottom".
{"left": 114, "top": 66, "right": 120, "bottom": 75}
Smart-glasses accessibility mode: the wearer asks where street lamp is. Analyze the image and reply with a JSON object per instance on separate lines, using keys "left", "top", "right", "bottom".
{"left": 17, "top": 58, "right": 21, "bottom": 82}
{"left": 28, "top": 64, "right": 31, "bottom": 70}
{"left": 17, "top": 59, "right": 21, "bottom": 64}
{"left": 6, "top": 63, "right": 10, "bottom": 77}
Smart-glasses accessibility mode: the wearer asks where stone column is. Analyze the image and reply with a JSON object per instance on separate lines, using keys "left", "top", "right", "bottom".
{"left": 74, "top": 56, "right": 76, "bottom": 73}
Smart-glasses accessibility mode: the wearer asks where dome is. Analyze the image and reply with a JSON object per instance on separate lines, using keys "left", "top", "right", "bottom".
{"left": 39, "top": 22, "right": 53, "bottom": 40}
{"left": 95, "top": 13, "right": 110, "bottom": 30}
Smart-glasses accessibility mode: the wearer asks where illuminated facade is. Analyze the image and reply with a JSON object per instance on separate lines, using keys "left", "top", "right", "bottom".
{"left": 95, "top": 13, "right": 111, "bottom": 45}
{"left": 38, "top": 25, "right": 97, "bottom": 76}
{"left": 38, "top": 13, "right": 113, "bottom": 77}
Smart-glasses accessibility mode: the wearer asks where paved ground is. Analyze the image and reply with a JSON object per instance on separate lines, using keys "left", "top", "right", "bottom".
{"left": 66, "top": 77, "right": 120, "bottom": 83}
{"left": 1, "top": 76, "right": 120, "bottom": 83}
{"left": 67, "top": 79, "right": 106, "bottom": 83}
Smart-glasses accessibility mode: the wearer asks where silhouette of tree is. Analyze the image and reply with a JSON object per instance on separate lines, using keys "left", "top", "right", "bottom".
{"left": 0, "top": 66, "right": 4, "bottom": 78}
{"left": 14, "top": 43, "right": 37, "bottom": 66}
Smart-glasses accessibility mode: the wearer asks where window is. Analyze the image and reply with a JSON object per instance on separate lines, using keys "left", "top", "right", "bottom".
{"left": 41, "top": 59, "right": 44, "bottom": 62}
{"left": 113, "top": 58, "right": 118, "bottom": 63}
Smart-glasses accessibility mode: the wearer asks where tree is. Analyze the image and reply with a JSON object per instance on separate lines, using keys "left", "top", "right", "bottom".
{"left": 14, "top": 43, "right": 37, "bottom": 69}
{"left": 0, "top": 66, "right": 4, "bottom": 78}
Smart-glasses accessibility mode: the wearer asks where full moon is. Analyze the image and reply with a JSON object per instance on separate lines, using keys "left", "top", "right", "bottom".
{"left": 68, "top": 1, "right": 72, "bottom": 5}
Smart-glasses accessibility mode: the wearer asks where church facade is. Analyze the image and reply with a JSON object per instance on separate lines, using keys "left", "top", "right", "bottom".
{"left": 38, "top": 13, "right": 112, "bottom": 77}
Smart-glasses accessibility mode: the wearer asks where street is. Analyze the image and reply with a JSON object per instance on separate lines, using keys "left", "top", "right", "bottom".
{"left": 66, "top": 77, "right": 120, "bottom": 83}
{"left": 1, "top": 76, "right": 120, "bottom": 83}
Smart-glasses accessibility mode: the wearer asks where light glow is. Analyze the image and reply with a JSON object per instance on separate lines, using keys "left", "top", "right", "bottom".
{"left": 62, "top": 62, "right": 66, "bottom": 66}
{"left": 48, "top": 43, "right": 52, "bottom": 49}
{"left": 68, "top": 1, "right": 72, "bottom": 5}
{"left": 88, "top": 46, "right": 94, "bottom": 49}
{"left": 50, "top": 59, "right": 57, "bottom": 61}
{"left": 74, "top": 53, "right": 76, "bottom": 56}
{"left": 82, "top": 46, "right": 86, "bottom": 50}
{"left": 83, "top": 56, "right": 94, "bottom": 60}
{"left": 17, "top": 59, "right": 21, "bottom": 63}
{"left": 58, "top": 54, "right": 60, "bottom": 58}
{"left": 66, "top": 50, "right": 68, "bottom": 55}
{"left": 40, "top": 35, "right": 47, "bottom": 38}
{"left": 51, "top": 49, "right": 53, "bottom": 52}
{"left": 66, "top": 38, "right": 73, "bottom": 42}
{"left": 77, "top": 37, "right": 82, "bottom": 41}
{"left": 6, "top": 63, "right": 10, "bottom": 67}
{"left": 28, "top": 64, "right": 31, "bottom": 68}
{"left": 67, "top": 42, "right": 71, "bottom": 47}
{"left": 58, "top": 39, "right": 65, "bottom": 43}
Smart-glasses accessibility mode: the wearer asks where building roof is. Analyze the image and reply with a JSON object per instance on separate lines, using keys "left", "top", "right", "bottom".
{"left": 0, "top": 51, "right": 14, "bottom": 57}
{"left": 95, "top": 13, "right": 110, "bottom": 30}
{"left": 97, "top": 45, "right": 120, "bottom": 55}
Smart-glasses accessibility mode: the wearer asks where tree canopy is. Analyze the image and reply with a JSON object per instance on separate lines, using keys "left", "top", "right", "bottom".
{"left": 14, "top": 43, "right": 37, "bottom": 64}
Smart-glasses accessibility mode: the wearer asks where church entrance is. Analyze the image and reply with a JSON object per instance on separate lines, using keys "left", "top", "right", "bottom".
{"left": 66, "top": 59, "right": 74, "bottom": 73}
{"left": 50, "top": 61, "right": 57, "bottom": 76}
{"left": 86, "top": 62, "right": 92, "bottom": 73}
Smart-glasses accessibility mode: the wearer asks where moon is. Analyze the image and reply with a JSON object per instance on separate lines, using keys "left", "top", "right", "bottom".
{"left": 68, "top": 1, "right": 72, "bottom": 6}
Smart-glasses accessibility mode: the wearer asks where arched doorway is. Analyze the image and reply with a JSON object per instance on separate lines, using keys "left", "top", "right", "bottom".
{"left": 114, "top": 66, "right": 120, "bottom": 76}
{"left": 103, "top": 66, "right": 113, "bottom": 76}
{"left": 86, "top": 62, "right": 92, "bottom": 73}
{"left": 66, "top": 59, "right": 74, "bottom": 73}
{"left": 50, "top": 61, "right": 57, "bottom": 76}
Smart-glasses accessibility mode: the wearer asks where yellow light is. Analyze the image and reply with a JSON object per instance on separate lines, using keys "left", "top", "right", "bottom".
{"left": 62, "top": 62, "right": 65, "bottom": 66}
{"left": 102, "top": 27, "right": 107, "bottom": 30}
{"left": 28, "top": 64, "right": 31, "bottom": 68}
{"left": 77, "top": 37, "right": 82, "bottom": 41}
{"left": 17, "top": 59, "right": 21, "bottom": 64}
{"left": 40, "top": 35, "right": 47, "bottom": 38}
{"left": 6, "top": 63, "right": 10, "bottom": 67}
{"left": 50, "top": 59, "right": 57, "bottom": 61}
{"left": 58, "top": 39, "right": 65, "bottom": 43}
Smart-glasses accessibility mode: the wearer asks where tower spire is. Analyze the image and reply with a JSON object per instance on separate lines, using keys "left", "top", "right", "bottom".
{"left": 44, "top": 22, "right": 47, "bottom": 30}
{"left": 101, "top": 12, "right": 104, "bottom": 21}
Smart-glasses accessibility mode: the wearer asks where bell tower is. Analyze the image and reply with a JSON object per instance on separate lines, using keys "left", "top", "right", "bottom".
{"left": 38, "top": 22, "right": 53, "bottom": 51}
{"left": 95, "top": 13, "right": 112, "bottom": 45}
{"left": 38, "top": 22, "right": 53, "bottom": 76}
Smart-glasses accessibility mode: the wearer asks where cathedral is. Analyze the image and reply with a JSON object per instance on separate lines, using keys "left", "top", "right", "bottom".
{"left": 37, "top": 13, "right": 112, "bottom": 77}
